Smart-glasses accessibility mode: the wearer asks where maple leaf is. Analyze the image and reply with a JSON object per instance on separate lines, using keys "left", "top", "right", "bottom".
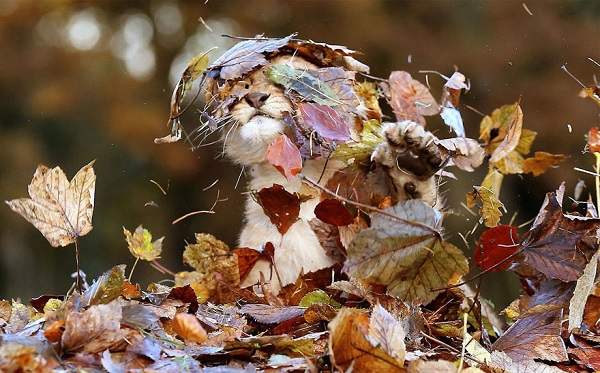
{"left": 343, "top": 201, "right": 468, "bottom": 304}
{"left": 298, "top": 102, "right": 351, "bottom": 141}
{"left": 475, "top": 225, "right": 518, "bottom": 271}
{"left": 466, "top": 186, "right": 506, "bottom": 228}
{"left": 522, "top": 151, "right": 567, "bottom": 176}
{"left": 520, "top": 184, "right": 600, "bottom": 282}
{"left": 6, "top": 160, "right": 96, "bottom": 247}
{"left": 386, "top": 71, "right": 439, "bottom": 125}
{"left": 123, "top": 225, "right": 163, "bottom": 261}
{"left": 265, "top": 134, "right": 303, "bottom": 181}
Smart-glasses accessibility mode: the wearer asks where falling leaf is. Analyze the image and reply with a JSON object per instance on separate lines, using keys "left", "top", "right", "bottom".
{"left": 314, "top": 199, "right": 354, "bottom": 226}
{"left": 492, "top": 308, "right": 568, "bottom": 363}
{"left": 264, "top": 64, "right": 340, "bottom": 106}
{"left": 522, "top": 152, "right": 567, "bottom": 176}
{"left": 474, "top": 225, "right": 518, "bottom": 271}
{"left": 172, "top": 313, "right": 208, "bottom": 344}
{"left": 489, "top": 103, "right": 523, "bottom": 163}
{"left": 466, "top": 186, "right": 505, "bottom": 228}
{"left": 521, "top": 184, "right": 600, "bottom": 282}
{"left": 569, "top": 248, "right": 600, "bottom": 332}
{"left": 387, "top": 71, "right": 439, "bottom": 125}
{"left": 209, "top": 34, "right": 294, "bottom": 80}
{"left": 587, "top": 127, "right": 600, "bottom": 153}
{"left": 328, "top": 307, "right": 405, "bottom": 372}
{"left": 440, "top": 106, "right": 465, "bottom": 137}
{"left": 256, "top": 184, "right": 308, "bottom": 234}
{"left": 123, "top": 225, "right": 163, "bottom": 261}
{"left": 578, "top": 85, "right": 600, "bottom": 107}
{"left": 6, "top": 160, "right": 96, "bottom": 247}
{"left": 298, "top": 102, "right": 350, "bottom": 141}
{"left": 80, "top": 265, "right": 126, "bottom": 307}
{"left": 434, "top": 137, "right": 485, "bottom": 172}
{"left": 344, "top": 201, "right": 468, "bottom": 304}
{"left": 265, "top": 134, "right": 303, "bottom": 182}
{"left": 481, "top": 167, "right": 504, "bottom": 196}
{"left": 331, "top": 119, "right": 385, "bottom": 168}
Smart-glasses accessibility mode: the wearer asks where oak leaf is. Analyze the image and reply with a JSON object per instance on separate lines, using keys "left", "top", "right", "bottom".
{"left": 466, "top": 186, "right": 505, "bottom": 228}
{"left": 6, "top": 160, "right": 96, "bottom": 247}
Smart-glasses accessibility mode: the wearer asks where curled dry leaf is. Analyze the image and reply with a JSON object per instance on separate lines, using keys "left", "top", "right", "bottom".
{"left": 489, "top": 103, "right": 522, "bottom": 163}
{"left": 434, "top": 137, "right": 485, "bottom": 172}
{"left": 265, "top": 134, "right": 303, "bottom": 182}
{"left": 568, "top": 248, "right": 600, "bottom": 332}
{"left": 328, "top": 307, "right": 405, "bottom": 373}
{"left": 6, "top": 160, "right": 96, "bottom": 247}
{"left": 240, "top": 304, "right": 306, "bottom": 324}
{"left": 123, "top": 225, "right": 163, "bottom": 261}
{"left": 344, "top": 201, "right": 468, "bottom": 304}
{"left": 172, "top": 313, "right": 208, "bottom": 344}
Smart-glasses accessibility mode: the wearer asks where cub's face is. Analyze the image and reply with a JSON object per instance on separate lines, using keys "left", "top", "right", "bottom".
{"left": 221, "top": 56, "right": 318, "bottom": 165}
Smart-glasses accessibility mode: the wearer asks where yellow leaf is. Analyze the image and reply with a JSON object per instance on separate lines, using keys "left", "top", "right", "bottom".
{"left": 481, "top": 167, "right": 504, "bottom": 197}
{"left": 123, "top": 225, "right": 163, "bottom": 261}
{"left": 523, "top": 151, "right": 567, "bottom": 176}
{"left": 466, "top": 186, "right": 506, "bottom": 228}
{"left": 6, "top": 161, "right": 96, "bottom": 247}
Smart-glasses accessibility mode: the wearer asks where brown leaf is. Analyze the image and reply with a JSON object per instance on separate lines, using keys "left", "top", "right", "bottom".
{"left": 521, "top": 184, "right": 600, "bottom": 282}
{"left": 387, "top": 71, "right": 440, "bottom": 125}
{"left": 328, "top": 308, "right": 406, "bottom": 372}
{"left": 172, "top": 313, "right": 208, "bottom": 344}
{"left": 492, "top": 309, "right": 568, "bottom": 363}
{"left": 522, "top": 151, "right": 567, "bottom": 176}
{"left": 568, "top": 347, "right": 600, "bottom": 370}
{"left": 298, "top": 102, "right": 351, "bottom": 141}
{"left": 314, "top": 198, "right": 354, "bottom": 226}
{"left": 588, "top": 127, "right": 600, "bottom": 153}
{"left": 568, "top": 248, "right": 600, "bottom": 332}
{"left": 232, "top": 247, "right": 264, "bottom": 281}
{"left": 265, "top": 134, "right": 303, "bottom": 181}
{"left": 256, "top": 184, "right": 308, "bottom": 234}
{"left": 6, "top": 161, "right": 96, "bottom": 247}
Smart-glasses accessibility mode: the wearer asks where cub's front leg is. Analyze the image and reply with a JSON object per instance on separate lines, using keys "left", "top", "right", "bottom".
{"left": 371, "top": 121, "right": 443, "bottom": 207}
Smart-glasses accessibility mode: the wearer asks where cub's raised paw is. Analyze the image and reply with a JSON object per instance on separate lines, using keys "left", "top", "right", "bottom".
{"left": 371, "top": 121, "right": 442, "bottom": 204}
{"left": 372, "top": 121, "right": 443, "bottom": 179}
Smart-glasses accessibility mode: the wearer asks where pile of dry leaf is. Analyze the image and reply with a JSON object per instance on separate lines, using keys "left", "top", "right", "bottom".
{"left": 1, "top": 35, "right": 599, "bottom": 372}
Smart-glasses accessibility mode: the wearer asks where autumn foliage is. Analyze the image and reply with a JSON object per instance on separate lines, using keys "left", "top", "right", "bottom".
{"left": 2, "top": 35, "right": 600, "bottom": 373}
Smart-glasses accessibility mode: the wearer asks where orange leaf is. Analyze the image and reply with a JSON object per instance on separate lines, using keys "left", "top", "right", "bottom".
{"left": 265, "top": 134, "right": 302, "bottom": 181}
{"left": 172, "top": 313, "right": 207, "bottom": 344}
{"left": 522, "top": 151, "right": 567, "bottom": 176}
{"left": 588, "top": 127, "right": 600, "bottom": 153}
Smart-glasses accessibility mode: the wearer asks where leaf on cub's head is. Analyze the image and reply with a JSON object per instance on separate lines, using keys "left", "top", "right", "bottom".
{"left": 343, "top": 201, "right": 468, "bottom": 304}
{"left": 6, "top": 160, "right": 96, "bottom": 247}
{"left": 265, "top": 134, "right": 303, "bottom": 181}
{"left": 466, "top": 186, "right": 505, "bottom": 228}
{"left": 520, "top": 183, "right": 600, "bottom": 282}
{"left": 298, "top": 103, "right": 351, "bottom": 141}
{"left": 264, "top": 64, "right": 341, "bottom": 106}
{"left": 314, "top": 199, "right": 354, "bottom": 226}
{"left": 123, "top": 225, "right": 163, "bottom": 261}
{"left": 522, "top": 151, "right": 567, "bottom": 176}
{"left": 475, "top": 225, "right": 518, "bottom": 271}
{"left": 256, "top": 184, "right": 310, "bottom": 235}
{"left": 386, "top": 71, "right": 440, "bottom": 125}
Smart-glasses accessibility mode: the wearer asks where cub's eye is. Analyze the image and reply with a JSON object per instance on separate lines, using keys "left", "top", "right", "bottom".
{"left": 245, "top": 93, "right": 270, "bottom": 109}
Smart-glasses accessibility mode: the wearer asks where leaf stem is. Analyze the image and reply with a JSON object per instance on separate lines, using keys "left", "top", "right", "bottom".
{"left": 129, "top": 257, "right": 139, "bottom": 282}
{"left": 74, "top": 237, "right": 82, "bottom": 293}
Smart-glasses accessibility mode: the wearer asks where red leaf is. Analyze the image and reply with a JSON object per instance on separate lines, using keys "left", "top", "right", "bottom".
{"left": 256, "top": 184, "right": 306, "bottom": 234}
{"left": 474, "top": 225, "right": 518, "bottom": 271}
{"left": 298, "top": 102, "right": 351, "bottom": 141}
{"left": 314, "top": 199, "right": 354, "bottom": 226}
{"left": 265, "top": 134, "right": 303, "bottom": 181}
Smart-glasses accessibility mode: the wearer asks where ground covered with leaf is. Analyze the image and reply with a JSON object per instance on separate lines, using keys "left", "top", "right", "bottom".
{"left": 1, "top": 35, "right": 600, "bottom": 372}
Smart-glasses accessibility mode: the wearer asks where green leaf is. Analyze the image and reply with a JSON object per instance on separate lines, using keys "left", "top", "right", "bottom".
{"left": 299, "top": 289, "right": 341, "bottom": 308}
{"left": 264, "top": 64, "right": 341, "bottom": 106}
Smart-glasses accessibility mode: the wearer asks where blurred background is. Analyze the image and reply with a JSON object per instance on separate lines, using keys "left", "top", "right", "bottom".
{"left": 0, "top": 0, "right": 598, "bottom": 309}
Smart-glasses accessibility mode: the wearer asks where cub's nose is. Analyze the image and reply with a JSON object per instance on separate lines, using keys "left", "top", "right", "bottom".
{"left": 245, "top": 92, "right": 270, "bottom": 109}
